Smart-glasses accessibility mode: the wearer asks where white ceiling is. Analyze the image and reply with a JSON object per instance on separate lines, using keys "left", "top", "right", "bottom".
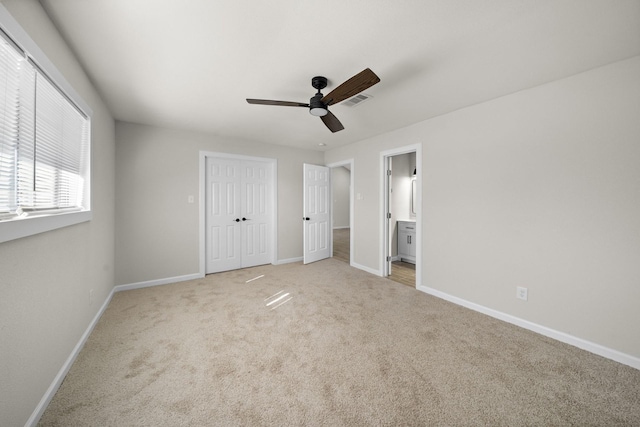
{"left": 40, "top": 0, "right": 640, "bottom": 151}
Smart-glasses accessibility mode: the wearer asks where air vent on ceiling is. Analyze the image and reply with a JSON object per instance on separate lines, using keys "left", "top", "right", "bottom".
{"left": 343, "top": 93, "right": 372, "bottom": 107}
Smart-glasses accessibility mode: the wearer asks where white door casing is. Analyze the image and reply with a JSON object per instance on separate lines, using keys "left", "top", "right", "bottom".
{"left": 206, "top": 156, "right": 273, "bottom": 274}
{"left": 380, "top": 144, "right": 421, "bottom": 286}
{"left": 303, "top": 163, "right": 331, "bottom": 264}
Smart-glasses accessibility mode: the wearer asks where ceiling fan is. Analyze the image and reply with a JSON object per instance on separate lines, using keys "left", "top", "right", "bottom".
{"left": 246, "top": 68, "right": 380, "bottom": 133}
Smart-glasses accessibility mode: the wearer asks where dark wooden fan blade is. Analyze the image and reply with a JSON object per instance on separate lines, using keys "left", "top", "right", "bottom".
{"left": 321, "top": 68, "right": 380, "bottom": 106}
{"left": 320, "top": 111, "right": 344, "bottom": 133}
{"left": 246, "top": 99, "right": 309, "bottom": 107}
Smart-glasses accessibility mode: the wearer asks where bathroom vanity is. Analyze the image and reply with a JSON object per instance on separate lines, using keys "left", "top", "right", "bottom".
{"left": 397, "top": 220, "right": 416, "bottom": 264}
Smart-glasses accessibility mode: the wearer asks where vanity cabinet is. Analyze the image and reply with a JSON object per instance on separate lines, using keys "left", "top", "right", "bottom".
{"left": 397, "top": 220, "right": 416, "bottom": 264}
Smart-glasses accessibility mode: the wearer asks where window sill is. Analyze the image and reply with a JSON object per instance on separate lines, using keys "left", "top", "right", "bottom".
{"left": 0, "top": 210, "right": 92, "bottom": 243}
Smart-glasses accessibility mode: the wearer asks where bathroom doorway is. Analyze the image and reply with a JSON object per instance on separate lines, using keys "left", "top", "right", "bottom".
{"left": 382, "top": 145, "right": 421, "bottom": 288}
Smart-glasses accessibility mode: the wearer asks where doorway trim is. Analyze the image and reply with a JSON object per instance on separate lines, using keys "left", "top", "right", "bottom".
{"left": 198, "top": 151, "right": 278, "bottom": 277}
{"left": 327, "top": 159, "right": 355, "bottom": 266}
{"left": 380, "top": 144, "right": 421, "bottom": 287}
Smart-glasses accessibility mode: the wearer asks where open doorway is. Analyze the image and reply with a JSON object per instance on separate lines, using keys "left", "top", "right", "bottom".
{"left": 382, "top": 145, "right": 421, "bottom": 288}
{"left": 328, "top": 160, "right": 354, "bottom": 265}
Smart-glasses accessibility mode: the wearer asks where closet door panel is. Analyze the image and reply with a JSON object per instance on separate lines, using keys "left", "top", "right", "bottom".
{"left": 206, "top": 158, "right": 241, "bottom": 273}
{"left": 241, "top": 161, "right": 272, "bottom": 268}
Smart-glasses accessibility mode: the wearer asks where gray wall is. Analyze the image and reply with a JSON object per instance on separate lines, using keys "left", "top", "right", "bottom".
{"left": 115, "top": 121, "right": 324, "bottom": 285}
{"left": 0, "top": 1, "right": 116, "bottom": 426}
{"left": 325, "top": 56, "right": 640, "bottom": 360}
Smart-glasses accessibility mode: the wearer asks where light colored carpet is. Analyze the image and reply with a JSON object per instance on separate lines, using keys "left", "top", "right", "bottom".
{"left": 39, "top": 259, "right": 640, "bottom": 426}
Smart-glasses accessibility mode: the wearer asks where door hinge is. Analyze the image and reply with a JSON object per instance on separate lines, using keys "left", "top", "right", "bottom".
{"left": 386, "top": 256, "right": 391, "bottom": 262}
{"left": 387, "top": 212, "right": 391, "bottom": 219}
{"left": 387, "top": 170, "right": 392, "bottom": 176}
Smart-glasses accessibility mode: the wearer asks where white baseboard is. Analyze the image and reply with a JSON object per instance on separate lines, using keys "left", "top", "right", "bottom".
{"left": 351, "top": 261, "right": 381, "bottom": 276}
{"left": 274, "top": 257, "right": 303, "bottom": 265}
{"left": 417, "top": 285, "right": 640, "bottom": 371}
{"left": 332, "top": 226, "right": 349, "bottom": 230}
{"left": 114, "top": 273, "right": 203, "bottom": 292}
{"left": 26, "top": 287, "right": 115, "bottom": 427}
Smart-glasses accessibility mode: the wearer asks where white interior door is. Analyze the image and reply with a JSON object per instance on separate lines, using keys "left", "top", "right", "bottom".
{"left": 241, "top": 160, "right": 272, "bottom": 268}
{"left": 206, "top": 157, "right": 241, "bottom": 273}
{"left": 303, "top": 163, "right": 331, "bottom": 264}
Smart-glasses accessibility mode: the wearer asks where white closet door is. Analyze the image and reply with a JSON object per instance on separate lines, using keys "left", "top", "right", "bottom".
{"left": 206, "top": 157, "right": 241, "bottom": 274}
{"left": 240, "top": 160, "right": 272, "bottom": 268}
{"left": 206, "top": 156, "right": 274, "bottom": 274}
{"left": 303, "top": 163, "right": 331, "bottom": 264}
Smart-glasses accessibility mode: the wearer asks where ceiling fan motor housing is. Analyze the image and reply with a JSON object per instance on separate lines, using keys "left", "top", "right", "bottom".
{"left": 309, "top": 93, "right": 325, "bottom": 109}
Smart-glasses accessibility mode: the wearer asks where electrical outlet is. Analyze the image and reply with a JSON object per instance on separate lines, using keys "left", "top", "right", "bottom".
{"left": 516, "top": 286, "right": 528, "bottom": 301}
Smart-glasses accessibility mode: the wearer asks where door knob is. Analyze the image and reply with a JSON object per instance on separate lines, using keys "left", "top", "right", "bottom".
{"left": 303, "top": 217, "right": 310, "bottom": 221}
{"left": 242, "top": 217, "right": 251, "bottom": 221}
{"left": 234, "top": 218, "right": 240, "bottom": 222}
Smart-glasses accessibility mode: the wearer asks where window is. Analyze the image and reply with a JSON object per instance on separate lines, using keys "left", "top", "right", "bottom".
{"left": 0, "top": 6, "right": 91, "bottom": 243}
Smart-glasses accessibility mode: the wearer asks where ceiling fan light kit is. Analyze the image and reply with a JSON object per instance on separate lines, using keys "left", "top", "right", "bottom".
{"left": 309, "top": 91, "right": 328, "bottom": 117}
{"left": 309, "top": 106, "right": 328, "bottom": 117}
{"left": 246, "top": 68, "right": 380, "bottom": 133}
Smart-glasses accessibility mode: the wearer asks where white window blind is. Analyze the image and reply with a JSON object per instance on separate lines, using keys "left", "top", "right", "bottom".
{"left": 0, "top": 30, "right": 89, "bottom": 220}
{"left": 0, "top": 34, "right": 33, "bottom": 214}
